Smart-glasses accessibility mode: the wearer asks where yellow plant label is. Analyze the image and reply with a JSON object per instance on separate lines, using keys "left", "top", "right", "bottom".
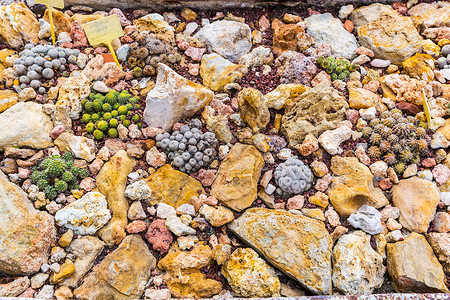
{"left": 35, "top": 0, "right": 64, "bottom": 9}
{"left": 82, "top": 15, "right": 124, "bottom": 47}
{"left": 422, "top": 88, "right": 431, "bottom": 124}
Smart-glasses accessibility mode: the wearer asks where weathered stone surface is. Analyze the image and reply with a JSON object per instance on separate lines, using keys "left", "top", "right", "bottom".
{"left": 275, "top": 51, "right": 317, "bottom": 86}
{"left": 426, "top": 232, "right": 450, "bottom": 275}
{"left": 387, "top": 232, "right": 449, "bottom": 293}
{"left": 0, "top": 90, "right": 18, "bottom": 113}
{"left": 332, "top": 231, "right": 385, "bottom": 295}
{"left": 263, "top": 84, "right": 309, "bottom": 110}
{"left": 63, "top": 236, "right": 104, "bottom": 287}
{"left": 222, "top": 247, "right": 280, "bottom": 297}
{"left": 195, "top": 20, "right": 252, "bottom": 62}
{"left": 229, "top": 208, "right": 332, "bottom": 295}
{"left": 380, "top": 74, "right": 426, "bottom": 107}
{"left": 200, "top": 53, "right": 247, "bottom": 92}
{"left": 96, "top": 150, "right": 136, "bottom": 246}
{"left": 0, "top": 4, "right": 39, "bottom": 49}
{"left": 305, "top": 13, "right": 359, "bottom": 59}
{"left": 281, "top": 82, "right": 348, "bottom": 148}
{"left": 54, "top": 192, "right": 111, "bottom": 235}
{"left": 408, "top": 2, "right": 450, "bottom": 30}
{"left": 347, "top": 204, "right": 383, "bottom": 235}
{"left": 271, "top": 18, "right": 303, "bottom": 55}
{"left": 348, "top": 87, "right": 384, "bottom": 111}
{"left": 351, "top": 4, "right": 423, "bottom": 64}
{"left": 392, "top": 177, "right": 440, "bottom": 233}
{"left": 143, "top": 63, "right": 213, "bottom": 131}
{"left": 199, "top": 204, "right": 234, "bottom": 227}
{"left": 54, "top": 132, "right": 97, "bottom": 162}
{"left": 0, "top": 102, "right": 53, "bottom": 150}
{"left": 81, "top": 55, "right": 126, "bottom": 87}
{"left": 237, "top": 88, "right": 270, "bottom": 133}
{"left": 145, "top": 164, "right": 204, "bottom": 208}
{"left": 134, "top": 13, "right": 174, "bottom": 44}
{"left": 0, "top": 276, "right": 29, "bottom": 297}
{"left": 74, "top": 235, "right": 156, "bottom": 299}
{"left": 43, "top": 9, "right": 73, "bottom": 35}
{"left": 328, "top": 156, "right": 389, "bottom": 218}
{"left": 402, "top": 53, "right": 435, "bottom": 82}
{"left": 0, "top": 170, "right": 56, "bottom": 275}
{"left": 211, "top": 143, "right": 264, "bottom": 212}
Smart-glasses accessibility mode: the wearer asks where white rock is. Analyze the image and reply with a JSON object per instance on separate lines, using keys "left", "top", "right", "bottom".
{"left": 38, "top": 19, "right": 51, "bottom": 39}
{"left": 440, "top": 68, "right": 450, "bottom": 81}
{"left": 265, "top": 184, "right": 276, "bottom": 195}
{"left": 385, "top": 230, "right": 404, "bottom": 243}
{"left": 351, "top": 54, "right": 370, "bottom": 66}
{"left": 369, "top": 161, "right": 388, "bottom": 178}
{"left": 277, "top": 148, "right": 293, "bottom": 160}
{"left": 418, "top": 170, "right": 433, "bottom": 181}
{"left": 146, "top": 147, "right": 167, "bottom": 168}
{"left": 128, "top": 201, "right": 147, "bottom": 220}
{"left": 144, "top": 288, "right": 172, "bottom": 300}
{"left": 238, "top": 46, "right": 274, "bottom": 68}
{"left": 431, "top": 132, "right": 450, "bottom": 149}
{"left": 57, "top": 32, "right": 71, "bottom": 44}
{"left": 54, "top": 132, "right": 97, "bottom": 162}
{"left": 370, "top": 59, "right": 391, "bottom": 68}
{"left": 318, "top": 126, "right": 353, "bottom": 155}
{"left": 440, "top": 192, "right": 450, "bottom": 206}
{"left": 125, "top": 180, "right": 152, "bottom": 201}
{"left": 54, "top": 192, "right": 111, "bottom": 235}
{"left": 184, "top": 22, "right": 199, "bottom": 36}
{"left": 36, "top": 285, "right": 54, "bottom": 299}
{"left": 176, "top": 203, "right": 196, "bottom": 216}
{"left": 31, "top": 273, "right": 49, "bottom": 289}
{"left": 338, "top": 4, "right": 354, "bottom": 19}
{"left": 156, "top": 203, "right": 177, "bottom": 219}
{"left": 359, "top": 107, "right": 377, "bottom": 120}
{"left": 165, "top": 216, "right": 196, "bottom": 236}
{"left": 347, "top": 204, "right": 383, "bottom": 235}
{"left": 92, "top": 81, "right": 109, "bottom": 93}
{"left": 305, "top": 13, "right": 359, "bottom": 59}
{"left": 116, "top": 45, "right": 130, "bottom": 62}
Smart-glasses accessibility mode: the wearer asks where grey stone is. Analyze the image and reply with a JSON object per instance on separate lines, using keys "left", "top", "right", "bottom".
{"left": 347, "top": 204, "right": 383, "bottom": 235}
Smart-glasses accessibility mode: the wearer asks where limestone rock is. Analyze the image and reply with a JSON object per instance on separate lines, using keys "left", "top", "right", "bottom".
{"left": 347, "top": 205, "right": 383, "bottom": 235}
{"left": 63, "top": 236, "right": 104, "bottom": 287}
{"left": 271, "top": 18, "right": 303, "bottom": 55}
{"left": 275, "top": 51, "right": 317, "bottom": 86}
{"left": 237, "top": 88, "right": 270, "bottom": 133}
{"left": 143, "top": 63, "right": 213, "bottom": 131}
{"left": 0, "top": 276, "right": 30, "bottom": 297}
{"left": 328, "top": 156, "right": 389, "bottom": 218}
{"left": 392, "top": 177, "right": 440, "bottom": 233}
{"left": 144, "top": 164, "right": 204, "bottom": 208}
{"left": 0, "top": 170, "right": 56, "bottom": 275}
{"left": 125, "top": 180, "right": 152, "bottom": 201}
{"left": 408, "top": 2, "right": 450, "bottom": 30}
{"left": 81, "top": 55, "right": 126, "bottom": 87}
{"left": 200, "top": 53, "right": 247, "bottom": 92}
{"left": 199, "top": 204, "right": 234, "bottom": 227}
{"left": 387, "top": 232, "right": 449, "bottom": 293}
{"left": 195, "top": 20, "right": 252, "bottom": 62}
{"left": 54, "top": 132, "right": 96, "bottom": 162}
{"left": 318, "top": 126, "right": 352, "bottom": 155}
{"left": 0, "top": 90, "right": 18, "bottom": 113}
{"left": 222, "top": 248, "right": 280, "bottom": 297}
{"left": 55, "top": 192, "right": 111, "bottom": 235}
{"left": 332, "top": 231, "right": 385, "bottom": 295}
{"left": 381, "top": 74, "right": 426, "bottom": 107}
{"left": 43, "top": 9, "right": 73, "bottom": 36}
{"left": 134, "top": 13, "right": 174, "bottom": 45}
{"left": 351, "top": 4, "right": 422, "bottom": 64}
{"left": 426, "top": 232, "right": 450, "bottom": 275}
{"left": 0, "top": 102, "right": 53, "bottom": 150}
{"left": 305, "top": 13, "right": 359, "bottom": 59}
{"left": 165, "top": 216, "right": 196, "bottom": 236}
{"left": 348, "top": 87, "right": 384, "bottom": 111}
{"left": 402, "top": 53, "right": 435, "bottom": 82}
{"left": 229, "top": 208, "right": 332, "bottom": 295}
{"left": 96, "top": 150, "right": 136, "bottom": 246}
{"left": 74, "top": 235, "right": 156, "bottom": 299}
{"left": 0, "top": 4, "right": 39, "bottom": 49}
{"left": 263, "top": 84, "right": 309, "bottom": 110}
{"left": 158, "top": 242, "right": 213, "bottom": 271}
{"left": 281, "top": 82, "right": 348, "bottom": 148}
{"left": 238, "top": 46, "right": 274, "bottom": 68}
{"left": 211, "top": 143, "right": 264, "bottom": 212}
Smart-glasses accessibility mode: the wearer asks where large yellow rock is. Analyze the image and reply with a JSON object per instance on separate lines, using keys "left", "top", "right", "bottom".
{"left": 328, "top": 156, "right": 389, "bottom": 218}
{"left": 200, "top": 53, "right": 247, "bottom": 92}
{"left": 0, "top": 3, "right": 39, "bottom": 49}
{"left": 222, "top": 247, "right": 280, "bottom": 297}
{"left": 211, "top": 143, "right": 264, "bottom": 211}
{"left": 348, "top": 87, "right": 384, "bottom": 111}
{"left": 145, "top": 164, "right": 204, "bottom": 208}
{"left": 43, "top": 9, "right": 73, "bottom": 35}
{"left": 71, "top": 13, "right": 102, "bottom": 25}
{"left": 158, "top": 242, "right": 213, "bottom": 271}
{"left": 387, "top": 232, "right": 449, "bottom": 293}
{"left": 229, "top": 208, "right": 332, "bottom": 295}
{"left": 74, "top": 235, "right": 156, "bottom": 299}
{"left": 263, "top": 84, "right": 309, "bottom": 110}
{"left": 134, "top": 13, "right": 174, "bottom": 45}
{"left": 96, "top": 150, "right": 136, "bottom": 246}
{"left": 402, "top": 53, "right": 435, "bottom": 82}
{"left": 0, "top": 49, "right": 16, "bottom": 81}
{"left": 0, "top": 90, "right": 18, "bottom": 113}
{"left": 237, "top": 88, "right": 270, "bottom": 133}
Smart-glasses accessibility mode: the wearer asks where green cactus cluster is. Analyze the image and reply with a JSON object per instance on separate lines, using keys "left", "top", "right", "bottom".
{"left": 81, "top": 89, "right": 142, "bottom": 140}
{"left": 357, "top": 109, "right": 431, "bottom": 175}
{"left": 316, "top": 56, "right": 356, "bottom": 81}
{"left": 30, "top": 152, "right": 90, "bottom": 200}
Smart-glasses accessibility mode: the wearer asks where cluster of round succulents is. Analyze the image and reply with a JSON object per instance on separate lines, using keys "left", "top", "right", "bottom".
{"left": 316, "top": 56, "right": 356, "bottom": 81}
{"left": 126, "top": 33, "right": 182, "bottom": 78}
{"left": 156, "top": 119, "right": 218, "bottom": 173}
{"left": 274, "top": 158, "right": 314, "bottom": 197}
{"left": 13, "top": 43, "right": 82, "bottom": 93}
{"left": 30, "top": 152, "right": 89, "bottom": 200}
{"left": 81, "top": 89, "right": 142, "bottom": 140}
{"left": 436, "top": 45, "right": 450, "bottom": 70}
{"left": 358, "top": 109, "right": 430, "bottom": 174}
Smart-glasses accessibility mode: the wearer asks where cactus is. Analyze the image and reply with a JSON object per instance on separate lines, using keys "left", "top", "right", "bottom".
{"left": 104, "top": 92, "right": 117, "bottom": 106}
{"left": 55, "top": 179, "right": 68, "bottom": 192}
{"left": 118, "top": 92, "right": 131, "bottom": 105}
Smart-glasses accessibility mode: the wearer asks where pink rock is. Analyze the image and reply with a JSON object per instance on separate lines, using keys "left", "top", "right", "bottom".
{"left": 172, "top": 123, "right": 183, "bottom": 131}
{"left": 392, "top": 2, "right": 407, "bottom": 15}
{"left": 68, "top": 63, "right": 78, "bottom": 72}
{"left": 61, "top": 42, "right": 73, "bottom": 48}
{"left": 311, "top": 70, "right": 331, "bottom": 87}
{"left": 379, "top": 178, "right": 393, "bottom": 190}
{"left": 94, "top": 47, "right": 107, "bottom": 55}
{"left": 275, "top": 51, "right": 317, "bottom": 86}
{"left": 19, "top": 287, "right": 36, "bottom": 298}
{"left": 315, "top": 174, "right": 332, "bottom": 192}
{"left": 36, "top": 94, "right": 44, "bottom": 102}
{"left": 210, "top": 99, "right": 234, "bottom": 116}
{"left": 355, "top": 46, "right": 374, "bottom": 57}
{"left": 50, "top": 125, "right": 65, "bottom": 139}
{"left": 70, "top": 22, "right": 88, "bottom": 48}
{"left": 433, "top": 212, "right": 450, "bottom": 233}
{"left": 316, "top": 43, "right": 332, "bottom": 58}
{"left": 355, "top": 145, "right": 371, "bottom": 166}
{"left": 109, "top": 8, "right": 131, "bottom": 27}
{"left": 286, "top": 195, "right": 305, "bottom": 210}
{"left": 197, "top": 169, "right": 216, "bottom": 187}
{"left": 432, "top": 164, "right": 450, "bottom": 186}
{"left": 297, "top": 133, "right": 319, "bottom": 156}
{"left": 259, "top": 15, "right": 270, "bottom": 31}
{"left": 363, "top": 80, "right": 380, "bottom": 93}
{"left": 126, "top": 220, "right": 148, "bottom": 233}
{"left": 79, "top": 177, "right": 94, "bottom": 191}
{"left": 188, "top": 63, "right": 199, "bottom": 76}
{"left": 88, "top": 158, "right": 104, "bottom": 175}
{"left": 343, "top": 20, "right": 354, "bottom": 32}
{"left": 185, "top": 47, "right": 206, "bottom": 61}
{"left": 422, "top": 158, "right": 437, "bottom": 168}
{"left": 176, "top": 38, "right": 190, "bottom": 51}
{"left": 18, "top": 167, "right": 31, "bottom": 179}
{"left": 142, "top": 127, "right": 165, "bottom": 138}
{"left": 204, "top": 195, "right": 218, "bottom": 206}
{"left": 146, "top": 147, "right": 167, "bottom": 168}
{"left": 113, "top": 80, "right": 129, "bottom": 91}
{"left": 145, "top": 219, "right": 173, "bottom": 253}
{"left": 345, "top": 109, "right": 359, "bottom": 124}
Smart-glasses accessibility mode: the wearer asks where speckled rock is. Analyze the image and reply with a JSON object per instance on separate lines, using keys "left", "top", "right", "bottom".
{"left": 348, "top": 87, "right": 384, "bottom": 111}
{"left": 199, "top": 204, "right": 234, "bottom": 227}
{"left": 332, "top": 231, "right": 385, "bottom": 295}
{"left": 237, "top": 88, "right": 270, "bottom": 133}
{"left": 387, "top": 232, "right": 449, "bottom": 293}
{"left": 74, "top": 234, "right": 156, "bottom": 300}
{"left": 200, "top": 53, "right": 247, "bottom": 92}
{"left": 54, "top": 132, "right": 96, "bottom": 162}
{"left": 144, "top": 164, "right": 204, "bottom": 208}
{"left": 0, "top": 170, "right": 56, "bottom": 275}
{"left": 143, "top": 63, "right": 213, "bottom": 131}
{"left": 392, "top": 177, "right": 440, "bottom": 233}
{"left": 229, "top": 208, "right": 332, "bottom": 295}
{"left": 134, "top": 13, "right": 174, "bottom": 44}
{"left": 125, "top": 180, "right": 152, "bottom": 201}
{"left": 275, "top": 51, "right": 317, "bottom": 86}
{"left": 0, "top": 276, "right": 29, "bottom": 297}
{"left": 211, "top": 143, "right": 264, "bottom": 212}
{"left": 0, "top": 4, "right": 39, "bottom": 49}
{"left": 96, "top": 150, "right": 136, "bottom": 246}
{"left": 328, "top": 156, "right": 389, "bottom": 218}
{"left": 222, "top": 247, "right": 280, "bottom": 297}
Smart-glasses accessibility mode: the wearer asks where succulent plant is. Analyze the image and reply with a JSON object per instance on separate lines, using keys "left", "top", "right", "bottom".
{"left": 274, "top": 158, "right": 314, "bottom": 197}
{"left": 317, "top": 56, "right": 355, "bottom": 81}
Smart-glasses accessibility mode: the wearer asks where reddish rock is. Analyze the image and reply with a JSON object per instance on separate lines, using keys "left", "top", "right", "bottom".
{"left": 379, "top": 178, "right": 393, "bottom": 190}
{"left": 343, "top": 20, "right": 354, "bottom": 32}
{"left": 70, "top": 22, "right": 88, "bottom": 48}
{"left": 126, "top": 220, "right": 148, "bottom": 233}
{"left": 422, "top": 158, "right": 437, "bottom": 168}
{"left": 345, "top": 109, "right": 359, "bottom": 125}
{"left": 396, "top": 102, "right": 421, "bottom": 115}
{"left": 392, "top": 2, "right": 407, "bottom": 15}
{"left": 185, "top": 47, "right": 206, "bottom": 61}
{"left": 50, "top": 125, "right": 65, "bottom": 139}
{"left": 188, "top": 63, "right": 200, "bottom": 76}
{"left": 286, "top": 195, "right": 305, "bottom": 210}
{"left": 272, "top": 18, "right": 303, "bottom": 55}
{"left": 145, "top": 219, "right": 173, "bottom": 254}
{"left": 432, "top": 165, "right": 450, "bottom": 186}
{"left": 275, "top": 51, "right": 317, "bottom": 86}
{"left": 88, "top": 158, "right": 104, "bottom": 175}
{"left": 109, "top": 8, "right": 131, "bottom": 27}
{"left": 197, "top": 169, "right": 217, "bottom": 187}
{"left": 311, "top": 70, "right": 331, "bottom": 87}
{"left": 259, "top": 15, "right": 270, "bottom": 31}
{"left": 18, "top": 167, "right": 31, "bottom": 179}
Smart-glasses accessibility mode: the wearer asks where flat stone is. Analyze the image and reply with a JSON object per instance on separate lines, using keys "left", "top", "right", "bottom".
{"left": 211, "top": 143, "right": 264, "bottom": 212}
{"left": 165, "top": 216, "right": 196, "bottom": 236}
{"left": 229, "top": 208, "right": 332, "bottom": 295}
{"left": 0, "top": 276, "right": 30, "bottom": 297}
{"left": 200, "top": 53, "right": 247, "bottom": 92}
{"left": 54, "top": 132, "right": 96, "bottom": 162}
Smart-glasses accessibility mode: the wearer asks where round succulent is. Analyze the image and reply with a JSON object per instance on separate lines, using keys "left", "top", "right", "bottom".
{"left": 118, "top": 92, "right": 130, "bottom": 105}
{"left": 274, "top": 158, "right": 314, "bottom": 196}
{"left": 399, "top": 148, "right": 413, "bottom": 162}
{"left": 86, "top": 123, "right": 95, "bottom": 133}
{"left": 30, "top": 171, "right": 41, "bottom": 184}
{"left": 47, "top": 159, "right": 66, "bottom": 177}
{"left": 384, "top": 153, "right": 397, "bottom": 165}
{"left": 394, "top": 162, "right": 406, "bottom": 174}
{"left": 369, "top": 118, "right": 381, "bottom": 127}
{"left": 118, "top": 105, "right": 128, "bottom": 115}
{"left": 102, "top": 103, "right": 112, "bottom": 112}
{"left": 361, "top": 127, "right": 373, "bottom": 139}
{"left": 62, "top": 171, "right": 74, "bottom": 182}
{"left": 370, "top": 133, "right": 382, "bottom": 145}
{"left": 93, "top": 100, "right": 103, "bottom": 112}
{"left": 367, "top": 146, "right": 381, "bottom": 159}
{"left": 104, "top": 92, "right": 117, "bottom": 105}
{"left": 97, "top": 120, "right": 109, "bottom": 132}
{"left": 44, "top": 185, "right": 57, "bottom": 200}
{"left": 37, "top": 179, "right": 49, "bottom": 190}
{"left": 108, "top": 128, "right": 118, "bottom": 138}
{"left": 387, "top": 134, "right": 399, "bottom": 145}
{"left": 55, "top": 180, "right": 68, "bottom": 192}
{"left": 379, "top": 141, "right": 391, "bottom": 153}
{"left": 78, "top": 168, "right": 89, "bottom": 179}
{"left": 62, "top": 152, "right": 73, "bottom": 162}
{"left": 93, "top": 129, "right": 104, "bottom": 140}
